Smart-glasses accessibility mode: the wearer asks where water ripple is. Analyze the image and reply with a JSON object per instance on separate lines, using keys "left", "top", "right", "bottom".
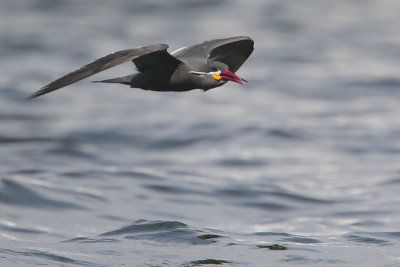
{"left": 0, "top": 136, "right": 70, "bottom": 145}
{"left": 217, "top": 158, "right": 267, "bottom": 168}
{"left": 0, "top": 179, "right": 82, "bottom": 210}
{"left": 0, "top": 248, "right": 103, "bottom": 267}
{"left": 99, "top": 220, "right": 221, "bottom": 244}
{"left": 267, "top": 128, "right": 300, "bottom": 139}
{"left": 144, "top": 184, "right": 205, "bottom": 195}
{"left": 60, "top": 169, "right": 164, "bottom": 181}
{"left": 243, "top": 201, "right": 291, "bottom": 211}
{"left": 0, "top": 221, "right": 45, "bottom": 234}
{"left": 63, "top": 237, "right": 119, "bottom": 244}
{"left": 280, "top": 237, "right": 321, "bottom": 244}
{"left": 0, "top": 114, "right": 51, "bottom": 121}
{"left": 345, "top": 233, "right": 389, "bottom": 246}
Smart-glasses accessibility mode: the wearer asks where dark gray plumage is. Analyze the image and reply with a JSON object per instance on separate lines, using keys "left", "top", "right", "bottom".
{"left": 29, "top": 36, "right": 254, "bottom": 99}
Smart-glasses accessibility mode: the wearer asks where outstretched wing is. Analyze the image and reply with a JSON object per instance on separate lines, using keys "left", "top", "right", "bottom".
{"left": 133, "top": 48, "right": 182, "bottom": 72}
{"left": 172, "top": 36, "right": 254, "bottom": 72}
{"left": 29, "top": 44, "right": 178, "bottom": 99}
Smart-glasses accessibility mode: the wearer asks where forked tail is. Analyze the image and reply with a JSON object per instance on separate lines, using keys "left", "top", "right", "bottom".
{"left": 92, "top": 74, "right": 134, "bottom": 85}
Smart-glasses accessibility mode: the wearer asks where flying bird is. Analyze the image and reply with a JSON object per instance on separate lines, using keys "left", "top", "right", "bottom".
{"left": 29, "top": 36, "right": 254, "bottom": 99}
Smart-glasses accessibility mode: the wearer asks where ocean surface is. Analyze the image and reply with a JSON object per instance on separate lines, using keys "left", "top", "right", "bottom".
{"left": 2, "top": 0, "right": 400, "bottom": 266}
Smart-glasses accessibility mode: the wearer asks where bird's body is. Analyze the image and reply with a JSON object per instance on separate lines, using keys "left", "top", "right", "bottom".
{"left": 29, "top": 36, "right": 254, "bottom": 99}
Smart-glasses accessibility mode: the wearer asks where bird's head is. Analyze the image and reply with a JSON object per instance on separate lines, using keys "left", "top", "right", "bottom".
{"left": 210, "top": 62, "right": 244, "bottom": 85}
{"left": 188, "top": 62, "right": 245, "bottom": 90}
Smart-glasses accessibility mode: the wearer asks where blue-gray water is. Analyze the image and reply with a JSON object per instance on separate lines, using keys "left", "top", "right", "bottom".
{"left": 2, "top": 0, "right": 400, "bottom": 266}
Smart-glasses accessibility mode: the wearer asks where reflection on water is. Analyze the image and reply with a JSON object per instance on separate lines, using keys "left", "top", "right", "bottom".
{"left": 2, "top": 0, "right": 400, "bottom": 266}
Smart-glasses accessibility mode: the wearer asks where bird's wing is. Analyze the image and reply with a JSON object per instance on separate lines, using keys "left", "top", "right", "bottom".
{"left": 172, "top": 36, "right": 254, "bottom": 72}
{"left": 132, "top": 48, "right": 182, "bottom": 72}
{"left": 29, "top": 44, "right": 180, "bottom": 99}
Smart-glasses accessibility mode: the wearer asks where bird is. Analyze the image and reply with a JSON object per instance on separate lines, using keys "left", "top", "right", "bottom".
{"left": 28, "top": 36, "right": 254, "bottom": 99}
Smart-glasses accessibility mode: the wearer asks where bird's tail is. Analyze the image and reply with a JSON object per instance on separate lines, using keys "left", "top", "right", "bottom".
{"left": 92, "top": 74, "right": 134, "bottom": 85}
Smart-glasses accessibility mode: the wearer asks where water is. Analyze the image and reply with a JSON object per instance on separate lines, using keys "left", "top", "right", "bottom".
{"left": 2, "top": 0, "right": 400, "bottom": 266}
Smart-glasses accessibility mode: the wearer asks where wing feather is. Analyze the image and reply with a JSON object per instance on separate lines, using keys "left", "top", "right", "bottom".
{"left": 29, "top": 44, "right": 169, "bottom": 99}
{"left": 172, "top": 36, "right": 254, "bottom": 72}
{"left": 133, "top": 49, "right": 182, "bottom": 72}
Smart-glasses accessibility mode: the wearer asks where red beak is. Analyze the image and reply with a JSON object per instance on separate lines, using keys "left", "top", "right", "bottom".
{"left": 220, "top": 69, "right": 243, "bottom": 85}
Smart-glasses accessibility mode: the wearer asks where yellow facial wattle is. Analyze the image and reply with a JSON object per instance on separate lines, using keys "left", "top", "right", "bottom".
{"left": 213, "top": 73, "right": 221, "bottom": 80}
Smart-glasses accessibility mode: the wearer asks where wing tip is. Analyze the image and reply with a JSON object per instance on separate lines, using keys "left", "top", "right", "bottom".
{"left": 27, "top": 87, "right": 51, "bottom": 100}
